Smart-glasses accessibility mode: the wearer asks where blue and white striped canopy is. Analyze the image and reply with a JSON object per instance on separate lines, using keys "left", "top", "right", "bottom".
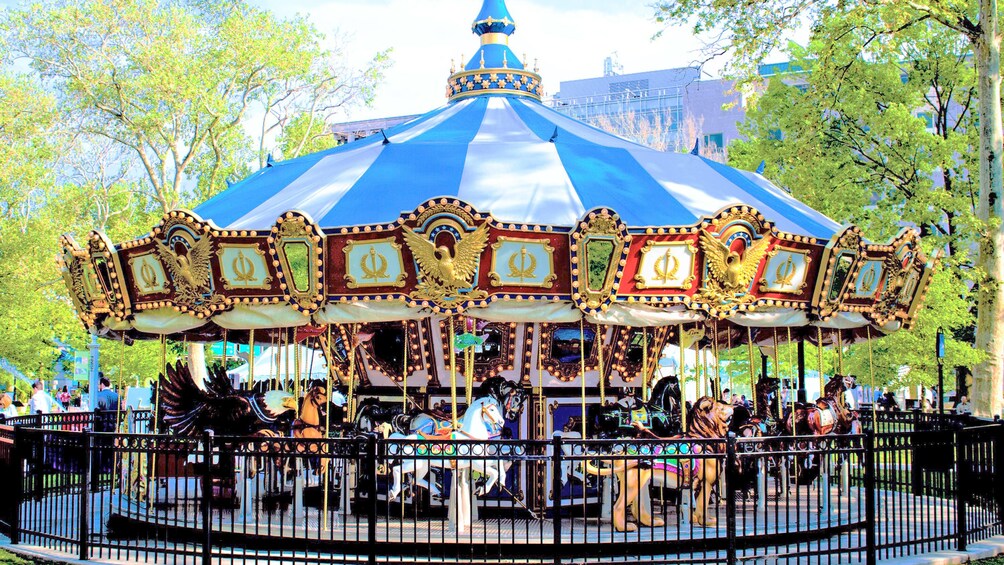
{"left": 196, "top": 95, "right": 842, "bottom": 239}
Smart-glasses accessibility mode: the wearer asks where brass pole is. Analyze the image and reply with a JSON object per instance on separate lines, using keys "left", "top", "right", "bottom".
{"left": 579, "top": 319, "right": 587, "bottom": 437}
{"left": 747, "top": 326, "right": 756, "bottom": 414}
{"left": 248, "top": 329, "right": 256, "bottom": 391}
{"left": 867, "top": 325, "right": 876, "bottom": 423}
{"left": 773, "top": 327, "right": 781, "bottom": 420}
{"left": 836, "top": 330, "right": 844, "bottom": 375}
{"left": 817, "top": 327, "right": 825, "bottom": 397}
{"left": 679, "top": 324, "right": 686, "bottom": 433}
{"left": 222, "top": 329, "right": 228, "bottom": 369}
{"left": 403, "top": 321, "right": 409, "bottom": 413}
{"left": 449, "top": 317, "right": 458, "bottom": 429}
{"left": 642, "top": 327, "right": 649, "bottom": 402}
{"left": 596, "top": 324, "right": 605, "bottom": 406}
{"left": 787, "top": 327, "right": 795, "bottom": 422}
{"left": 347, "top": 324, "right": 358, "bottom": 423}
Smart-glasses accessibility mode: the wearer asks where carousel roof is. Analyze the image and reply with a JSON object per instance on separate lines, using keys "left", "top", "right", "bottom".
{"left": 58, "top": 0, "right": 936, "bottom": 344}
{"left": 194, "top": 95, "right": 842, "bottom": 239}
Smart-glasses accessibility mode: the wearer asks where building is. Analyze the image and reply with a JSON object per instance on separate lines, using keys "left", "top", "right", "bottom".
{"left": 549, "top": 65, "right": 747, "bottom": 155}
{"left": 330, "top": 115, "right": 420, "bottom": 144}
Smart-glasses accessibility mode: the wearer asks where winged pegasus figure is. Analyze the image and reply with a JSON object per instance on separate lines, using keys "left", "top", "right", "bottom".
{"left": 699, "top": 230, "right": 772, "bottom": 298}
{"left": 402, "top": 223, "right": 490, "bottom": 303}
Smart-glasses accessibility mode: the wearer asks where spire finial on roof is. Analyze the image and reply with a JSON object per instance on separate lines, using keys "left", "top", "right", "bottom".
{"left": 447, "top": 0, "right": 542, "bottom": 103}
{"left": 756, "top": 160, "right": 766, "bottom": 174}
{"left": 690, "top": 138, "right": 700, "bottom": 155}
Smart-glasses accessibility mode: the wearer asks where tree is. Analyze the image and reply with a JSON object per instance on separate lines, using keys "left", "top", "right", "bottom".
{"left": 3, "top": 0, "right": 389, "bottom": 213}
{"left": 655, "top": 0, "right": 1004, "bottom": 417}
{"left": 1, "top": 0, "right": 390, "bottom": 381}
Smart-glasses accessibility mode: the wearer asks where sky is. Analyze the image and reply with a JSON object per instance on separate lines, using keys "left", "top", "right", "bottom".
{"left": 250, "top": 0, "right": 736, "bottom": 122}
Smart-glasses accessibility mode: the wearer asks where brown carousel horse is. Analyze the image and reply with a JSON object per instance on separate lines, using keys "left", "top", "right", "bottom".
{"left": 290, "top": 382, "right": 342, "bottom": 480}
{"left": 584, "top": 396, "right": 734, "bottom": 530}
{"left": 778, "top": 375, "right": 861, "bottom": 484}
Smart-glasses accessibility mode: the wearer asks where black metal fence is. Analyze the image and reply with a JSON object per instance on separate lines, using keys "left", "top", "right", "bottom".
{"left": 0, "top": 411, "right": 1000, "bottom": 565}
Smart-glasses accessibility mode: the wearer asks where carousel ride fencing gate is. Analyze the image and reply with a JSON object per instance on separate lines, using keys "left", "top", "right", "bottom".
{"left": 0, "top": 410, "right": 1001, "bottom": 565}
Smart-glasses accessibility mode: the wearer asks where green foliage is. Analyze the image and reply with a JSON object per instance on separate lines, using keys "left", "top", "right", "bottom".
{"left": 0, "top": 1, "right": 389, "bottom": 381}
{"left": 724, "top": 19, "right": 984, "bottom": 388}
{"left": 585, "top": 239, "right": 615, "bottom": 291}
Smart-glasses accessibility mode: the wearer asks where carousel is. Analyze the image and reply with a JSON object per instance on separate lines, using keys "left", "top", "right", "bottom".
{"left": 54, "top": 0, "right": 936, "bottom": 551}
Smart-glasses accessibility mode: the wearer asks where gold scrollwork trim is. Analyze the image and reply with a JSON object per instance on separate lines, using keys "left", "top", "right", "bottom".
{"left": 758, "top": 246, "right": 812, "bottom": 295}
{"left": 343, "top": 237, "right": 407, "bottom": 289}
{"left": 488, "top": 236, "right": 556, "bottom": 288}
{"left": 127, "top": 253, "right": 168, "bottom": 296}
{"left": 634, "top": 240, "right": 697, "bottom": 290}
{"left": 216, "top": 244, "right": 273, "bottom": 290}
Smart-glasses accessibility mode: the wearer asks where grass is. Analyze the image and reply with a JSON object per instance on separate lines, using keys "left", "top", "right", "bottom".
{"left": 0, "top": 549, "right": 61, "bottom": 565}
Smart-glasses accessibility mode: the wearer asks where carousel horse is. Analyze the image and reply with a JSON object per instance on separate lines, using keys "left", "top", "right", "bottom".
{"left": 723, "top": 375, "right": 780, "bottom": 498}
{"left": 386, "top": 396, "right": 509, "bottom": 531}
{"left": 353, "top": 398, "right": 409, "bottom": 435}
{"left": 782, "top": 375, "right": 860, "bottom": 437}
{"left": 291, "top": 382, "right": 349, "bottom": 480}
{"left": 407, "top": 376, "right": 528, "bottom": 437}
{"left": 587, "top": 375, "right": 683, "bottom": 439}
{"left": 584, "top": 397, "right": 733, "bottom": 531}
{"left": 778, "top": 375, "right": 861, "bottom": 484}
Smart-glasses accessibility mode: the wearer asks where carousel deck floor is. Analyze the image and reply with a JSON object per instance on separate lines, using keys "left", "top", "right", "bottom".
{"left": 13, "top": 483, "right": 967, "bottom": 565}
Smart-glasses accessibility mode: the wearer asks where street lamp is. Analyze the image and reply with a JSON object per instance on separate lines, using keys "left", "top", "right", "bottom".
{"left": 936, "top": 327, "right": 945, "bottom": 416}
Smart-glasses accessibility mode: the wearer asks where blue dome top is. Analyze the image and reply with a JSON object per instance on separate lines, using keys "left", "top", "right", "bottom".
{"left": 472, "top": 0, "right": 516, "bottom": 36}
{"left": 449, "top": 0, "right": 541, "bottom": 101}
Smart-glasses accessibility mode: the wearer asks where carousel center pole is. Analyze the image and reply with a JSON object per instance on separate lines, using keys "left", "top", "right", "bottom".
{"left": 449, "top": 316, "right": 458, "bottom": 430}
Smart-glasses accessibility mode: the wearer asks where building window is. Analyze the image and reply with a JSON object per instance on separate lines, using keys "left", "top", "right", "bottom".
{"left": 703, "top": 133, "right": 724, "bottom": 150}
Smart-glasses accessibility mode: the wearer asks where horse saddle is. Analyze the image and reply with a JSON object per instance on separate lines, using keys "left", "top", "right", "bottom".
{"left": 630, "top": 407, "right": 651, "bottom": 427}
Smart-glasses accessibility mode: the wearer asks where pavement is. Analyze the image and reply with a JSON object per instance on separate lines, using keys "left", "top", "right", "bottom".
{"left": 880, "top": 536, "right": 1004, "bottom": 565}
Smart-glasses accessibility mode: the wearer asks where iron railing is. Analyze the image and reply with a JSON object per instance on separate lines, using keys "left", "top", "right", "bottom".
{"left": 0, "top": 411, "right": 1000, "bottom": 565}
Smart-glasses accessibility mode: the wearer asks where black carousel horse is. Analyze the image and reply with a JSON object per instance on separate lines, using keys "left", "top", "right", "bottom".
{"left": 726, "top": 375, "right": 780, "bottom": 498}
{"left": 587, "top": 375, "right": 682, "bottom": 439}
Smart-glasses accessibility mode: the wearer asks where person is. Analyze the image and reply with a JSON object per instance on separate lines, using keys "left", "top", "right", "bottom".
{"left": 29, "top": 380, "right": 52, "bottom": 414}
{"left": 0, "top": 393, "right": 18, "bottom": 419}
{"left": 843, "top": 382, "right": 859, "bottom": 410}
{"left": 94, "top": 376, "right": 120, "bottom": 432}
{"left": 58, "top": 386, "right": 71, "bottom": 409}
{"left": 740, "top": 394, "right": 751, "bottom": 409}
{"left": 721, "top": 388, "right": 732, "bottom": 404}
{"left": 955, "top": 395, "right": 973, "bottom": 415}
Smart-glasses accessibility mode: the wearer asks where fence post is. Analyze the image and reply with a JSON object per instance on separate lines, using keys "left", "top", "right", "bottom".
{"left": 551, "top": 433, "right": 563, "bottom": 565}
{"left": 10, "top": 425, "right": 22, "bottom": 545}
{"left": 201, "top": 430, "right": 213, "bottom": 565}
{"left": 864, "top": 430, "right": 876, "bottom": 565}
{"left": 78, "top": 431, "right": 91, "bottom": 561}
{"left": 367, "top": 435, "right": 378, "bottom": 565}
{"left": 725, "top": 432, "right": 737, "bottom": 565}
{"left": 955, "top": 429, "right": 967, "bottom": 552}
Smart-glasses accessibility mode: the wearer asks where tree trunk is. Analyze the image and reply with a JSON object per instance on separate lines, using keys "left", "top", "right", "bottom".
{"left": 972, "top": 0, "right": 1004, "bottom": 418}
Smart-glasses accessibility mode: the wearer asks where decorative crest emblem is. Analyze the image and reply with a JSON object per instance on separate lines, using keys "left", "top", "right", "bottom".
{"left": 507, "top": 245, "right": 537, "bottom": 282}
{"left": 403, "top": 222, "right": 490, "bottom": 307}
{"left": 697, "top": 229, "right": 771, "bottom": 308}
{"left": 773, "top": 254, "right": 796, "bottom": 288}
{"left": 232, "top": 251, "right": 256, "bottom": 283}
{"left": 653, "top": 249, "right": 680, "bottom": 283}
{"left": 360, "top": 247, "right": 389, "bottom": 282}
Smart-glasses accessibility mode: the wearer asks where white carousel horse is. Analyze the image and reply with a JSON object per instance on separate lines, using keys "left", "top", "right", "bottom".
{"left": 386, "top": 396, "right": 508, "bottom": 531}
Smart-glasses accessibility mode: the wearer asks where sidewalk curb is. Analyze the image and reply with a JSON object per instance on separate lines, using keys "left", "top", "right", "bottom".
{"left": 879, "top": 536, "right": 1004, "bottom": 565}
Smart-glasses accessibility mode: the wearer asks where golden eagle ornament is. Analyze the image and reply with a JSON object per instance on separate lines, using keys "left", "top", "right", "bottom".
{"left": 155, "top": 236, "right": 213, "bottom": 305}
{"left": 698, "top": 230, "right": 771, "bottom": 308}
{"left": 403, "top": 223, "right": 490, "bottom": 306}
